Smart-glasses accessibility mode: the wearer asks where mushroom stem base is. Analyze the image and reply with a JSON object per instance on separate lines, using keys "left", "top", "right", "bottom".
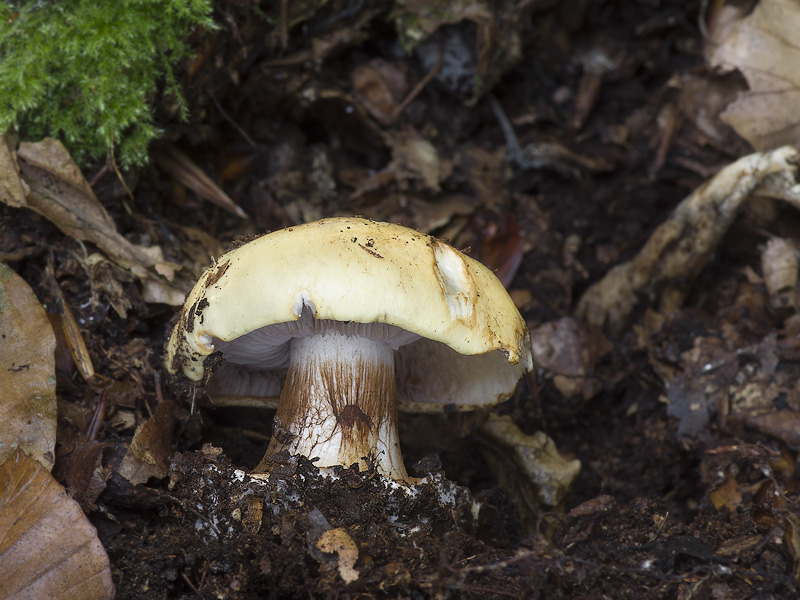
{"left": 255, "top": 331, "right": 408, "bottom": 481}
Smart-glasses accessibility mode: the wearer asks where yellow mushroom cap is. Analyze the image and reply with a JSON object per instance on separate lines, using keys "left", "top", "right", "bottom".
{"left": 166, "top": 217, "right": 532, "bottom": 411}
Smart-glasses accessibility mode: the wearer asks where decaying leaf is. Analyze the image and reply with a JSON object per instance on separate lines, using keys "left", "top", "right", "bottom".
{"left": 576, "top": 146, "right": 800, "bottom": 336}
{"left": 707, "top": 0, "right": 800, "bottom": 150}
{"left": 742, "top": 410, "right": 800, "bottom": 447}
{"left": 408, "top": 194, "right": 480, "bottom": 233}
{"left": 9, "top": 138, "right": 188, "bottom": 306}
{"left": 461, "top": 209, "right": 524, "bottom": 288}
{"left": 0, "top": 133, "right": 28, "bottom": 207}
{"left": 0, "top": 263, "right": 57, "bottom": 470}
{"left": 45, "top": 265, "right": 96, "bottom": 380}
{"left": 54, "top": 395, "right": 111, "bottom": 512}
{"left": 530, "top": 317, "right": 611, "bottom": 399}
{"left": 389, "top": 130, "right": 451, "bottom": 192}
{"left": 118, "top": 394, "right": 175, "bottom": 485}
{"left": 785, "top": 514, "right": 800, "bottom": 585}
{"left": 351, "top": 59, "right": 408, "bottom": 126}
{"left": 761, "top": 236, "right": 799, "bottom": 315}
{"left": 16, "top": 139, "right": 154, "bottom": 267}
{"left": 316, "top": 528, "right": 360, "bottom": 584}
{"left": 479, "top": 414, "right": 581, "bottom": 507}
{"left": 709, "top": 472, "right": 742, "bottom": 512}
{"left": 0, "top": 449, "right": 115, "bottom": 600}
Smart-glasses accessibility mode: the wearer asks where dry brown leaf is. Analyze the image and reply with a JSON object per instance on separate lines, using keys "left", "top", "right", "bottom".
{"left": 46, "top": 266, "right": 97, "bottom": 381}
{"left": 743, "top": 409, "right": 800, "bottom": 447}
{"left": 709, "top": 472, "right": 742, "bottom": 512}
{"left": 0, "top": 449, "right": 115, "bottom": 600}
{"left": 707, "top": 0, "right": 800, "bottom": 150}
{"left": 10, "top": 138, "right": 188, "bottom": 306}
{"left": 0, "top": 263, "right": 57, "bottom": 470}
{"left": 0, "top": 133, "right": 28, "bottom": 207}
{"left": 576, "top": 146, "right": 800, "bottom": 336}
{"left": 17, "top": 139, "right": 153, "bottom": 267}
{"left": 407, "top": 194, "right": 479, "bottom": 233}
{"left": 118, "top": 395, "right": 175, "bottom": 485}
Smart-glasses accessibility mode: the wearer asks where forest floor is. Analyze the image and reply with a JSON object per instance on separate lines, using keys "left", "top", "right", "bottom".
{"left": 4, "top": 1, "right": 800, "bottom": 598}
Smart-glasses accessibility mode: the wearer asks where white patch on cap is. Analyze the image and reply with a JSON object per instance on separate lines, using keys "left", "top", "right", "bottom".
{"left": 432, "top": 241, "right": 474, "bottom": 321}
{"left": 198, "top": 334, "right": 215, "bottom": 352}
{"left": 292, "top": 290, "right": 316, "bottom": 318}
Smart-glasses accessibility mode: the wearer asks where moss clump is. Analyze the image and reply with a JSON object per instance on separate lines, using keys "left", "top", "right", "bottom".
{"left": 0, "top": 1, "right": 215, "bottom": 167}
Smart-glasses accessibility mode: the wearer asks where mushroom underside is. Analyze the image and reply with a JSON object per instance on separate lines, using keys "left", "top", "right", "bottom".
{"left": 207, "top": 312, "right": 527, "bottom": 480}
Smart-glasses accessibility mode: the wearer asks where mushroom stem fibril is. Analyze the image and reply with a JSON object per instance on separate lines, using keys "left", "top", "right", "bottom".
{"left": 166, "top": 217, "right": 534, "bottom": 483}
{"left": 254, "top": 320, "right": 412, "bottom": 480}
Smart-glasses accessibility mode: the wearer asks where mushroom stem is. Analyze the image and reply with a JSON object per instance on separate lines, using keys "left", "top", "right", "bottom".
{"left": 255, "top": 330, "right": 409, "bottom": 481}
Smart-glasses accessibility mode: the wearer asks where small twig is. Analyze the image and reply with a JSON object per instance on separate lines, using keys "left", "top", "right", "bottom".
{"left": 87, "top": 391, "right": 107, "bottom": 441}
{"left": 488, "top": 94, "right": 525, "bottom": 167}
{"left": 181, "top": 573, "right": 204, "bottom": 599}
{"left": 450, "top": 549, "right": 537, "bottom": 575}
{"left": 164, "top": 493, "right": 222, "bottom": 538}
{"left": 210, "top": 92, "right": 256, "bottom": 148}
{"left": 280, "top": 0, "right": 289, "bottom": 49}
{"left": 391, "top": 34, "right": 446, "bottom": 122}
{"left": 88, "top": 163, "right": 110, "bottom": 187}
{"left": 108, "top": 134, "right": 135, "bottom": 210}
{"left": 154, "top": 371, "right": 164, "bottom": 404}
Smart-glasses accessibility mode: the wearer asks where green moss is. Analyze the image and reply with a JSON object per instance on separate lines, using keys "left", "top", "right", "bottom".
{"left": 0, "top": 1, "right": 215, "bottom": 167}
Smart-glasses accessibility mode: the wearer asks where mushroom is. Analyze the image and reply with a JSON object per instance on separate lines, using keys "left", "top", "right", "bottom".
{"left": 166, "top": 217, "right": 533, "bottom": 481}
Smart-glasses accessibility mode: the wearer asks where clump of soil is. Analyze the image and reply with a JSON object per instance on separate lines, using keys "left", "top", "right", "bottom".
{"left": 104, "top": 449, "right": 534, "bottom": 599}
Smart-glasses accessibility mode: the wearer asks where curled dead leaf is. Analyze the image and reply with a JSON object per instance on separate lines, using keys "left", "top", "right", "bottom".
{"left": 118, "top": 394, "right": 175, "bottom": 485}
{"left": 316, "top": 528, "right": 360, "bottom": 584}
{"left": 709, "top": 472, "right": 742, "bottom": 512}
{"left": 351, "top": 59, "right": 408, "bottom": 126}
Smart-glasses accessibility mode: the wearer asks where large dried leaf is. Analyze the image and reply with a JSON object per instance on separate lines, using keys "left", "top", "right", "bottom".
{"left": 0, "top": 263, "right": 57, "bottom": 470}
{"left": 707, "top": 0, "right": 800, "bottom": 150}
{"left": 0, "top": 449, "right": 115, "bottom": 600}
